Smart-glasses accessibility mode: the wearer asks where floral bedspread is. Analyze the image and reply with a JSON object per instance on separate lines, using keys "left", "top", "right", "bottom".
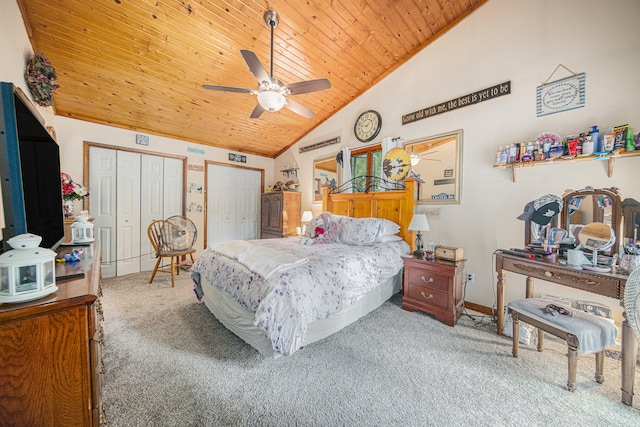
{"left": 191, "top": 237, "right": 409, "bottom": 356}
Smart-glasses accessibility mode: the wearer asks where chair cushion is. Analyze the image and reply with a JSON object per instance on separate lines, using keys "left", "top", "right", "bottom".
{"left": 508, "top": 298, "right": 618, "bottom": 355}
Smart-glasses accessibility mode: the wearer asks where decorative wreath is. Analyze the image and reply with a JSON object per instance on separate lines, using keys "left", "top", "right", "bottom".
{"left": 24, "top": 52, "right": 59, "bottom": 107}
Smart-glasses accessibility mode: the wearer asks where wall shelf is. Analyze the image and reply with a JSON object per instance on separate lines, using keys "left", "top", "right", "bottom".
{"left": 493, "top": 149, "right": 640, "bottom": 182}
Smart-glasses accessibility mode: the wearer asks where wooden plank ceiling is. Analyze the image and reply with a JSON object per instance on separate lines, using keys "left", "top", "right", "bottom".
{"left": 18, "top": 0, "right": 487, "bottom": 158}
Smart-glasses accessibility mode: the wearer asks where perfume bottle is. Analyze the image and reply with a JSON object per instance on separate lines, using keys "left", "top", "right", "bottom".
{"left": 426, "top": 238, "right": 435, "bottom": 261}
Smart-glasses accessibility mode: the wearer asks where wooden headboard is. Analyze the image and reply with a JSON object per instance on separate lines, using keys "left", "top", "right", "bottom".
{"left": 321, "top": 178, "right": 419, "bottom": 249}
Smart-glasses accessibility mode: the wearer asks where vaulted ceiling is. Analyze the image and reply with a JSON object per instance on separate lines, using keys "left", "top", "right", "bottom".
{"left": 17, "top": 0, "right": 487, "bottom": 158}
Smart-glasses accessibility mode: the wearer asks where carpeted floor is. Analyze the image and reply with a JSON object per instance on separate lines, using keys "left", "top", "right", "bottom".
{"left": 100, "top": 272, "right": 640, "bottom": 426}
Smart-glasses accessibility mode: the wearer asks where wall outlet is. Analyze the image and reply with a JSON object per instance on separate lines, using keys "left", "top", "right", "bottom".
{"left": 466, "top": 272, "right": 475, "bottom": 283}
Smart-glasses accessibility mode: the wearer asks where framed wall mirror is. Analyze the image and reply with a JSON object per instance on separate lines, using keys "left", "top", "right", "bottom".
{"left": 313, "top": 155, "right": 338, "bottom": 202}
{"left": 560, "top": 186, "right": 622, "bottom": 256}
{"left": 403, "top": 129, "right": 463, "bottom": 204}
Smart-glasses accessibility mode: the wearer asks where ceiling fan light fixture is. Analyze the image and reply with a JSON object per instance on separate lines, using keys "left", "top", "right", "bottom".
{"left": 410, "top": 152, "right": 421, "bottom": 166}
{"left": 257, "top": 91, "right": 286, "bottom": 112}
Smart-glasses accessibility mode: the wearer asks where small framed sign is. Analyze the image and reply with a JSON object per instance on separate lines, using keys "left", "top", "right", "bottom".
{"left": 537, "top": 73, "right": 585, "bottom": 117}
{"left": 228, "top": 153, "right": 247, "bottom": 163}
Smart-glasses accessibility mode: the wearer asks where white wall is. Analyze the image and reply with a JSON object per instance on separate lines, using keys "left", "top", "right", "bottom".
{"left": 277, "top": 0, "right": 640, "bottom": 323}
{"left": 53, "top": 116, "right": 274, "bottom": 253}
{"left": 0, "top": 0, "right": 274, "bottom": 253}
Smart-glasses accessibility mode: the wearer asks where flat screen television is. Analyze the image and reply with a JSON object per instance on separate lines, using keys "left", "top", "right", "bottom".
{"left": 0, "top": 82, "right": 65, "bottom": 253}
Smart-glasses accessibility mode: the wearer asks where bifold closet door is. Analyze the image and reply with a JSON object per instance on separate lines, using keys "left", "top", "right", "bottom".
{"left": 116, "top": 151, "right": 141, "bottom": 276}
{"left": 90, "top": 147, "right": 184, "bottom": 278}
{"left": 139, "top": 156, "right": 183, "bottom": 272}
{"left": 89, "top": 147, "right": 117, "bottom": 278}
{"left": 206, "top": 164, "right": 261, "bottom": 247}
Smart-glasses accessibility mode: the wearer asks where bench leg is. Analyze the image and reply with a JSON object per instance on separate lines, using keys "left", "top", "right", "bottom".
{"left": 595, "top": 350, "right": 604, "bottom": 384}
{"left": 567, "top": 334, "right": 579, "bottom": 392}
{"left": 512, "top": 313, "right": 519, "bottom": 358}
{"left": 537, "top": 328, "right": 544, "bottom": 352}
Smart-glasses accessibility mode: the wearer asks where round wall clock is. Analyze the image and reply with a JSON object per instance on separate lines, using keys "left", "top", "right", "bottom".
{"left": 354, "top": 110, "right": 382, "bottom": 143}
{"left": 383, "top": 148, "right": 411, "bottom": 181}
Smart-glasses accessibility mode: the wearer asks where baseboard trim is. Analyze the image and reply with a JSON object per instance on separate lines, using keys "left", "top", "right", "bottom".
{"left": 463, "top": 301, "right": 493, "bottom": 316}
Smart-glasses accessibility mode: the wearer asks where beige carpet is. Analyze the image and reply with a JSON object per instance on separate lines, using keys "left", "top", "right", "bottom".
{"left": 100, "top": 272, "right": 640, "bottom": 426}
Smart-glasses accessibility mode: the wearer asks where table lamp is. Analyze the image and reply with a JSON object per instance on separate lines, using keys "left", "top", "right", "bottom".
{"left": 301, "top": 211, "right": 313, "bottom": 235}
{"left": 408, "top": 214, "right": 430, "bottom": 257}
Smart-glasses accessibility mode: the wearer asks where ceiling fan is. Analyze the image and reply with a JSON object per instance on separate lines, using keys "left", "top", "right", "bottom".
{"left": 202, "top": 10, "right": 331, "bottom": 119}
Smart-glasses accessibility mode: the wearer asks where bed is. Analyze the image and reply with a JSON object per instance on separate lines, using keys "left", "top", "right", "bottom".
{"left": 191, "top": 178, "right": 419, "bottom": 357}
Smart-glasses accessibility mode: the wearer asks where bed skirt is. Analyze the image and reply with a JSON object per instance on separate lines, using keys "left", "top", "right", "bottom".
{"left": 201, "top": 271, "right": 402, "bottom": 357}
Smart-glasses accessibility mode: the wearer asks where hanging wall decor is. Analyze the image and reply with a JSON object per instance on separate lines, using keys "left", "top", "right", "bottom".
{"left": 536, "top": 65, "right": 585, "bottom": 117}
{"left": 24, "top": 53, "right": 60, "bottom": 107}
{"left": 402, "top": 81, "right": 511, "bottom": 125}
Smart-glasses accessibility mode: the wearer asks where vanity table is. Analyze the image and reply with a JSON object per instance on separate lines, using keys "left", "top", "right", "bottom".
{"left": 494, "top": 250, "right": 637, "bottom": 406}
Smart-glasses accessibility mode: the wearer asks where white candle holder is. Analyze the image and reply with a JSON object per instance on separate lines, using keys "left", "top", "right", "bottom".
{"left": 0, "top": 234, "right": 57, "bottom": 303}
{"left": 71, "top": 215, "right": 94, "bottom": 244}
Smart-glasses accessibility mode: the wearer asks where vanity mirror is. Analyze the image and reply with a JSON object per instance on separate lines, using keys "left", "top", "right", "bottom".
{"left": 622, "top": 198, "right": 640, "bottom": 240}
{"left": 313, "top": 155, "right": 338, "bottom": 202}
{"left": 577, "top": 222, "right": 615, "bottom": 270}
{"left": 403, "top": 129, "right": 463, "bottom": 205}
{"left": 560, "top": 186, "right": 622, "bottom": 256}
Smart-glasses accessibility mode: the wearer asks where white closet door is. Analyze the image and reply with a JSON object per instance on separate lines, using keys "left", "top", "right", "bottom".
{"left": 140, "top": 154, "right": 165, "bottom": 272}
{"left": 89, "top": 147, "right": 117, "bottom": 278}
{"left": 206, "top": 163, "right": 261, "bottom": 246}
{"left": 116, "top": 151, "right": 142, "bottom": 276}
{"left": 220, "top": 167, "right": 236, "bottom": 242}
{"left": 236, "top": 169, "right": 261, "bottom": 240}
{"left": 236, "top": 169, "right": 251, "bottom": 240}
{"left": 206, "top": 164, "right": 224, "bottom": 247}
{"left": 249, "top": 170, "right": 260, "bottom": 238}
{"left": 163, "top": 157, "right": 183, "bottom": 217}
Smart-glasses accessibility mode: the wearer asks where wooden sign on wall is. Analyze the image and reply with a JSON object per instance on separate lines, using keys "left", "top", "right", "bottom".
{"left": 299, "top": 137, "right": 340, "bottom": 153}
{"left": 402, "top": 81, "right": 511, "bottom": 125}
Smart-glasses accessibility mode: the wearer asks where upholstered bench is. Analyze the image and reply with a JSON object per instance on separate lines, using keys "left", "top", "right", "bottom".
{"left": 507, "top": 298, "right": 618, "bottom": 392}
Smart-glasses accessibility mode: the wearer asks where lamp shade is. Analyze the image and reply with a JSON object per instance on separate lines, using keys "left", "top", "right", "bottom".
{"left": 257, "top": 91, "right": 286, "bottom": 112}
{"left": 301, "top": 211, "right": 313, "bottom": 222}
{"left": 408, "top": 214, "right": 430, "bottom": 231}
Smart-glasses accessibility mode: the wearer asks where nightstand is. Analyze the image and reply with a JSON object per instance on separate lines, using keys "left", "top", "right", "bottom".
{"left": 402, "top": 256, "right": 465, "bottom": 326}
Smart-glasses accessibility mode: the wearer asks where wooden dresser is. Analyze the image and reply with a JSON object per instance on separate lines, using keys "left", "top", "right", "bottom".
{"left": 261, "top": 191, "right": 301, "bottom": 238}
{"left": 0, "top": 243, "right": 104, "bottom": 426}
{"left": 402, "top": 256, "right": 465, "bottom": 326}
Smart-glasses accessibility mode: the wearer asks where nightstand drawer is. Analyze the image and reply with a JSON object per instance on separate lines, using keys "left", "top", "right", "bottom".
{"left": 405, "top": 283, "right": 448, "bottom": 309}
{"left": 406, "top": 268, "right": 449, "bottom": 291}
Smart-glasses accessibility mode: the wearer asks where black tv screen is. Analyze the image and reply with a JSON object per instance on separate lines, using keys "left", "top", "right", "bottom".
{"left": 0, "top": 82, "right": 64, "bottom": 251}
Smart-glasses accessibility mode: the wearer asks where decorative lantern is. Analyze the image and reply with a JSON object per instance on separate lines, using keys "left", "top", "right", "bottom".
{"left": 0, "top": 234, "right": 57, "bottom": 303}
{"left": 71, "top": 215, "right": 94, "bottom": 244}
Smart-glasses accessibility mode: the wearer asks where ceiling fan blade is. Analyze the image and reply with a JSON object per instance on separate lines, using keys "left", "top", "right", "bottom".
{"left": 250, "top": 103, "right": 265, "bottom": 119}
{"left": 202, "top": 84, "right": 256, "bottom": 94}
{"left": 285, "top": 98, "right": 314, "bottom": 119}
{"left": 240, "top": 50, "right": 270, "bottom": 84}
{"left": 285, "top": 79, "right": 331, "bottom": 95}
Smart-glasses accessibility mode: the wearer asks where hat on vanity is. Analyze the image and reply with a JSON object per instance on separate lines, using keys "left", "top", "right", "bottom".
{"left": 517, "top": 194, "right": 562, "bottom": 226}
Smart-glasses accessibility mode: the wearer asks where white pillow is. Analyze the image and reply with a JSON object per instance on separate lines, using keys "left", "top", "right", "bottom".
{"left": 338, "top": 217, "right": 383, "bottom": 246}
{"left": 375, "top": 234, "right": 403, "bottom": 243}
{"left": 378, "top": 219, "right": 400, "bottom": 236}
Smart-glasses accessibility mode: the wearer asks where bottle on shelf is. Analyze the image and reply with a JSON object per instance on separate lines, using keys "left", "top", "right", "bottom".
{"left": 590, "top": 125, "right": 599, "bottom": 152}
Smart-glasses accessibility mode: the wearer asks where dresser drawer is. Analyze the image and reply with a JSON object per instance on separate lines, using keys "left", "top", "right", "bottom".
{"left": 405, "top": 283, "right": 449, "bottom": 309}
{"left": 406, "top": 267, "right": 449, "bottom": 291}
